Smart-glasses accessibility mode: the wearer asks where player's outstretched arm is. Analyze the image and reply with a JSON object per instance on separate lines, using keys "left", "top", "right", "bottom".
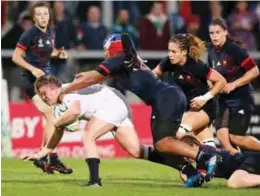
{"left": 62, "top": 70, "right": 105, "bottom": 93}
{"left": 21, "top": 128, "right": 64, "bottom": 161}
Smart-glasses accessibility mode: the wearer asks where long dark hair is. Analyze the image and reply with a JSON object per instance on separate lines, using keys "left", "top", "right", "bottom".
{"left": 29, "top": 2, "right": 54, "bottom": 28}
{"left": 209, "top": 17, "right": 242, "bottom": 46}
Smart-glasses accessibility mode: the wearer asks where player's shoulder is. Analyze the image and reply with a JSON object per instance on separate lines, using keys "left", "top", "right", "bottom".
{"left": 63, "top": 93, "right": 80, "bottom": 102}
{"left": 26, "top": 25, "right": 39, "bottom": 35}
{"left": 223, "top": 40, "right": 245, "bottom": 55}
{"left": 102, "top": 53, "right": 125, "bottom": 65}
{"left": 21, "top": 26, "right": 38, "bottom": 38}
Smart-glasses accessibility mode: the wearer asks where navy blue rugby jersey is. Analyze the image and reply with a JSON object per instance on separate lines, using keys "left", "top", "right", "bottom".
{"left": 96, "top": 54, "right": 182, "bottom": 106}
{"left": 17, "top": 25, "right": 55, "bottom": 70}
{"left": 208, "top": 41, "right": 256, "bottom": 105}
{"left": 158, "top": 57, "right": 212, "bottom": 101}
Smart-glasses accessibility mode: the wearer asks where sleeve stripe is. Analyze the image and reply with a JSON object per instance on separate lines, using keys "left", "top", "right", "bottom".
{"left": 207, "top": 68, "right": 213, "bottom": 80}
{"left": 241, "top": 57, "right": 251, "bottom": 67}
{"left": 99, "top": 64, "right": 110, "bottom": 75}
{"left": 17, "top": 43, "right": 26, "bottom": 51}
{"left": 240, "top": 56, "right": 256, "bottom": 71}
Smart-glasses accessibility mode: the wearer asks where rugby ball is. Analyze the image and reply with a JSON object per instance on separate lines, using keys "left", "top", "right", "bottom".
{"left": 53, "top": 103, "right": 79, "bottom": 132}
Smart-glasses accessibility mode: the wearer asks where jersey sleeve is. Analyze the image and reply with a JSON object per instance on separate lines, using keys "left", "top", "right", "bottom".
{"left": 233, "top": 46, "right": 257, "bottom": 71}
{"left": 16, "top": 30, "right": 32, "bottom": 51}
{"left": 158, "top": 57, "right": 170, "bottom": 72}
{"left": 96, "top": 55, "right": 124, "bottom": 76}
{"left": 192, "top": 61, "right": 213, "bottom": 80}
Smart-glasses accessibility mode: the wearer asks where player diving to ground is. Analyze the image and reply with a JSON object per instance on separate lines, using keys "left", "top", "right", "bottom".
{"left": 180, "top": 135, "right": 260, "bottom": 188}
{"left": 59, "top": 33, "right": 222, "bottom": 184}
{"left": 22, "top": 75, "right": 204, "bottom": 187}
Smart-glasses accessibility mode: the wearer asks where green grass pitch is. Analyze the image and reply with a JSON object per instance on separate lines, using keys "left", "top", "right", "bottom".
{"left": 2, "top": 158, "right": 259, "bottom": 196}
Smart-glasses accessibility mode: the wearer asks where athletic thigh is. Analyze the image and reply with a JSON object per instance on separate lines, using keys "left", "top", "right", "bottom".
{"left": 229, "top": 107, "right": 253, "bottom": 136}
{"left": 84, "top": 117, "right": 115, "bottom": 140}
{"left": 114, "top": 125, "right": 142, "bottom": 157}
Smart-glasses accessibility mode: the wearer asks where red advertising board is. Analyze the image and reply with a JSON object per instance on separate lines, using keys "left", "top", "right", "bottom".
{"left": 9, "top": 102, "right": 153, "bottom": 158}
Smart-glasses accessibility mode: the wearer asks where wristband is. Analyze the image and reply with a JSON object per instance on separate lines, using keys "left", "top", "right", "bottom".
{"left": 201, "top": 92, "right": 214, "bottom": 101}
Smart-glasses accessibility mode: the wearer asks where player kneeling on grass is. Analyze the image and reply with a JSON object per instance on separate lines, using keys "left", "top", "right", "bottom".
{"left": 180, "top": 135, "right": 260, "bottom": 188}
{"left": 21, "top": 75, "right": 177, "bottom": 187}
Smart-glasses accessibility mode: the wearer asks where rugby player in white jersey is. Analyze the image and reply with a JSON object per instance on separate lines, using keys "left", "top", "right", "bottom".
{"left": 22, "top": 75, "right": 210, "bottom": 188}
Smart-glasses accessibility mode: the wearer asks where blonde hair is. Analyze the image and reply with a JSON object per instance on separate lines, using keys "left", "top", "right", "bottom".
{"left": 169, "top": 34, "right": 206, "bottom": 61}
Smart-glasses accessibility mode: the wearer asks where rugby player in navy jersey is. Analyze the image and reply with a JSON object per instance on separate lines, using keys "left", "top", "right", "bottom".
{"left": 153, "top": 34, "right": 226, "bottom": 148}
{"left": 62, "top": 33, "right": 222, "bottom": 185}
{"left": 12, "top": 2, "right": 72, "bottom": 174}
{"left": 208, "top": 18, "right": 260, "bottom": 154}
{"left": 180, "top": 135, "right": 260, "bottom": 188}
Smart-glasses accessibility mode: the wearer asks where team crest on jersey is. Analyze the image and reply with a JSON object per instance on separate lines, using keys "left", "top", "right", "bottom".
{"left": 38, "top": 39, "right": 44, "bottom": 47}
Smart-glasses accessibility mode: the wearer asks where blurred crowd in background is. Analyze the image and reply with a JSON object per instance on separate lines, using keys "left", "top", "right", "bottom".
{"left": 1, "top": 1, "right": 260, "bottom": 101}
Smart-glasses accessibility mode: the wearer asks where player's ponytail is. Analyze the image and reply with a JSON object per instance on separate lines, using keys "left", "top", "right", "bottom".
{"left": 209, "top": 17, "right": 242, "bottom": 46}
{"left": 169, "top": 34, "right": 206, "bottom": 62}
{"left": 187, "top": 34, "right": 206, "bottom": 62}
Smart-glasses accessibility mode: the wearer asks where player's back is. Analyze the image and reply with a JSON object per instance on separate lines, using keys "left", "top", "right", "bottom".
{"left": 98, "top": 54, "right": 181, "bottom": 106}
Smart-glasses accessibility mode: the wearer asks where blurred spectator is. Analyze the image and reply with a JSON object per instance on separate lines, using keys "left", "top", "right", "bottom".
{"left": 51, "top": 1, "right": 79, "bottom": 82}
{"left": 179, "top": 1, "right": 202, "bottom": 37}
{"left": 110, "top": 9, "right": 138, "bottom": 47}
{"left": 210, "top": 1, "right": 224, "bottom": 21}
{"left": 76, "top": 1, "right": 101, "bottom": 23}
{"left": 185, "top": 15, "right": 201, "bottom": 36}
{"left": 2, "top": 13, "right": 32, "bottom": 49}
{"left": 80, "top": 5, "right": 107, "bottom": 50}
{"left": 113, "top": 1, "right": 140, "bottom": 27}
{"left": 168, "top": 12, "right": 185, "bottom": 35}
{"left": 200, "top": 1, "right": 224, "bottom": 41}
{"left": 139, "top": 1, "right": 170, "bottom": 50}
{"left": 1, "top": 13, "right": 33, "bottom": 100}
{"left": 254, "top": 2, "right": 260, "bottom": 51}
{"left": 63, "top": 1, "right": 79, "bottom": 18}
{"left": 1, "top": 1, "right": 7, "bottom": 28}
{"left": 228, "top": 1, "right": 258, "bottom": 51}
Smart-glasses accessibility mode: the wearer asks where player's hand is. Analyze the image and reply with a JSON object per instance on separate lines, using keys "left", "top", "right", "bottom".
{"left": 31, "top": 68, "right": 45, "bottom": 78}
{"left": 221, "top": 82, "right": 237, "bottom": 94}
{"left": 20, "top": 153, "right": 39, "bottom": 161}
{"left": 58, "top": 47, "right": 68, "bottom": 59}
{"left": 75, "top": 72, "right": 88, "bottom": 79}
{"left": 190, "top": 96, "right": 207, "bottom": 110}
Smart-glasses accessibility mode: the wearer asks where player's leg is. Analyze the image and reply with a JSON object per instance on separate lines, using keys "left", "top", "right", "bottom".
{"left": 227, "top": 170, "right": 260, "bottom": 188}
{"left": 228, "top": 152, "right": 260, "bottom": 188}
{"left": 228, "top": 107, "right": 260, "bottom": 151}
{"left": 114, "top": 120, "right": 202, "bottom": 187}
{"left": 177, "top": 109, "right": 215, "bottom": 147}
{"left": 82, "top": 117, "right": 115, "bottom": 187}
{"left": 215, "top": 105, "right": 240, "bottom": 154}
{"left": 151, "top": 89, "right": 219, "bottom": 182}
{"left": 230, "top": 135, "right": 260, "bottom": 151}
{"left": 194, "top": 126, "right": 216, "bottom": 148}
{"left": 32, "top": 95, "right": 73, "bottom": 174}
{"left": 113, "top": 120, "right": 143, "bottom": 158}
